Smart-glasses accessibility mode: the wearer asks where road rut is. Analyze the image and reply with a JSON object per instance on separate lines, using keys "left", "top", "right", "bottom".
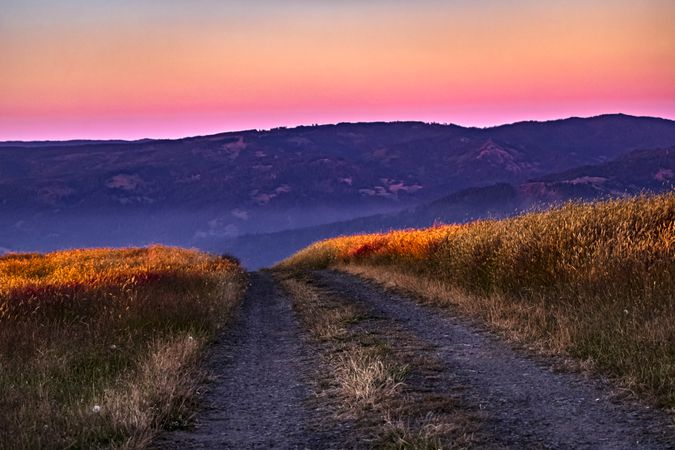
{"left": 158, "top": 272, "right": 342, "bottom": 449}
{"left": 314, "top": 270, "right": 674, "bottom": 449}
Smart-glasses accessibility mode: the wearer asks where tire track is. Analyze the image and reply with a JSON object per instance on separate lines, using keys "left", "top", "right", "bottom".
{"left": 158, "top": 272, "right": 346, "bottom": 449}
{"left": 314, "top": 270, "right": 675, "bottom": 449}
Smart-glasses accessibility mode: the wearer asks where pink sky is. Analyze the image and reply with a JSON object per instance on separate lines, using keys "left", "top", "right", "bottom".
{"left": 1, "top": 1, "right": 674, "bottom": 140}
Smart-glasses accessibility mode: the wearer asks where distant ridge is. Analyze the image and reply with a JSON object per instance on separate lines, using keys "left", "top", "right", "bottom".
{"left": 1, "top": 114, "right": 674, "bottom": 267}
{"left": 1, "top": 113, "right": 671, "bottom": 144}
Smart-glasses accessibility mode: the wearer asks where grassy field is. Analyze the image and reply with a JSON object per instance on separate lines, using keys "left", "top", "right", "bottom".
{"left": 0, "top": 246, "right": 246, "bottom": 449}
{"left": 278, "top": 193, "right": 675, "bottom": 408}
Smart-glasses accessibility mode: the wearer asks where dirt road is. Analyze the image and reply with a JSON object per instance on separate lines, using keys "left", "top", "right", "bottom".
{"left": 158, "top": 272, "right": 346, "bottom": 449}
{"left": 160, "top": 270, "right": 674, "bottom": 449}
{"left": 314, "top": 270, "right": 674, "bottom": 449}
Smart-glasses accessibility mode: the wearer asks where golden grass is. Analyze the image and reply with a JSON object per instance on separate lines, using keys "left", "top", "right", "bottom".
{"left": 280, "top": 277, "right": 363, "bottom": 342}
{"left": 278, "top": 276, "right": 407, "bottom": 408}
{"left": 277, "top": 274, "right": 479, "bottom": 448}
{"left": 334, "top": 347, "right": 407, "bottom": 408}
{"left": 381, "top": 412, "right": 471, "bottom": 450}
{"left": 0, "top": 246, "right": 246, "bottom": 449}
{"left": 278, "top": 193, "right": 675, "bottom": 407}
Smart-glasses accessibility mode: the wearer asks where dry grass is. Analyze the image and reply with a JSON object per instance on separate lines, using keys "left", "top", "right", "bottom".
{"left": 280, "top": 277, "right": 363, "bottom": 341}
{"left": 381, "top": 412, "right": 471, "bottom": 450}
{"left": 278, "top": 193, "right": 675, "bottom": 408}
{"left": 0, "top": 246, "right": 246, "bottom": 449}
{"left": 278, "top": 276, "right": 406, "bottom": 408}
{"left": 334, "top": 347, "right": 407, "bottom": 408}
{"left": 281, "top": 277, "right": 406, "bottom": 409}
{"left": 277, "top": 274, "right": 480, "bottom": 448}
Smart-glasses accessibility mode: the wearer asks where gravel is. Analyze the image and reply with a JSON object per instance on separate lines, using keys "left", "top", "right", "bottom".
{"left": 314, "top": 269, "right": 675, "bottom": 450}
{"left": 157, "top": 272, "right": 345, "bottom": 449}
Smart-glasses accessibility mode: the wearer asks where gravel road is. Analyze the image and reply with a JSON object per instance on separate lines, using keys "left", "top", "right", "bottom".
{"left": 158, "top": 270, "right": 674, "bottom": 449}
{"left": 158, "top": 272, "right": 345, "bottom": 449}
{"left": 313, "top": 270, "right": 674, "bottom": 449}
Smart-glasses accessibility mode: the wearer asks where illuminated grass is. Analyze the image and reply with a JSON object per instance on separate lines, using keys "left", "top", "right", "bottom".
{"left": 0, "top": 246, "right": 246, "bottom": 449}
{"left": 278, "top": 193, "right": 675, "bottom": 407}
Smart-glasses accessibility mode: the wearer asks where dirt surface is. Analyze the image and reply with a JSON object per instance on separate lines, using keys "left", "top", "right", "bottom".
{"left": 157, "top": 272, "right": 347, "bottom": 449}
{"left": 281, "top": 273, "right": 486, "bottom": 448}
{"left": 158, "top": 270, "right": 674, "bottom": 449}
{"left": 314, "top": 270, "right": 675, "bottom": 449}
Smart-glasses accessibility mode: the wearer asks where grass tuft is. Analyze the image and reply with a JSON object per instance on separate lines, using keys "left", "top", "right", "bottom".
{"left": 334, "top": 347, "right": 407, "bottom": 408}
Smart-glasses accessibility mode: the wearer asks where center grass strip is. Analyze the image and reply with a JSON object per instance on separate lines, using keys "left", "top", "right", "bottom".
{"left": 276, "top": 271, "right": 484, "bottom": 449}
{"left": 0, "top": 247, "right": 247, "bottom": 450}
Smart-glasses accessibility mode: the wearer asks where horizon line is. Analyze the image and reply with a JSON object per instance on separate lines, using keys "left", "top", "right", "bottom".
{"left": 1, "top": 112, "right": 673, "bottom": 144}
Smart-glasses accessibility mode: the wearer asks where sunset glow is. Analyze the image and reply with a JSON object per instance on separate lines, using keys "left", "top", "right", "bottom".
{"left": 2, "top": 0, "right": 674, "bottom": 140}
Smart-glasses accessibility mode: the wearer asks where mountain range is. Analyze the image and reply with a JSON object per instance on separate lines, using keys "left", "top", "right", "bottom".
{"left": 1, "top": 114, "right": 673, "bottom": 266}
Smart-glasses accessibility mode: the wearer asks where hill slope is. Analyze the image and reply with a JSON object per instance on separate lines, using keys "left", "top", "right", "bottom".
{"left": 222, "top": 147, "right": 674, "bottom": 267}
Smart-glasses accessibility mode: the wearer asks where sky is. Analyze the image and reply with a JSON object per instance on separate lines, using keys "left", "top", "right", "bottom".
{"left": 1, "top": 0, "right": 674, "bottom": 140}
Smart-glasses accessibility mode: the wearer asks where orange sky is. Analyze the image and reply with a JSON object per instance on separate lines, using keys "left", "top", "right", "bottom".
{"left": 1, "top": 1, "right": 674, "bottom": 140}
